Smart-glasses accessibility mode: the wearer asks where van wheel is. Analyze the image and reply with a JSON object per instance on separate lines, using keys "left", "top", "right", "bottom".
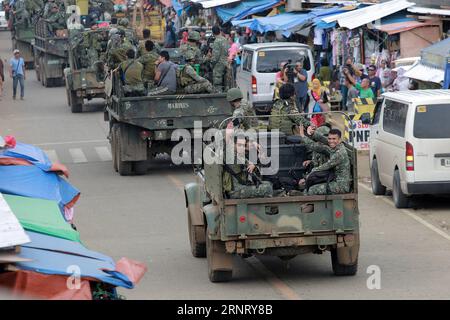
{"left": 393, "top": 170, "right": 409, "bottom": 208}
{"left": 331, "top": 248, "right": 358, "bottom": 276}
{"left": 206, "top": 227, "right": 232, "bottom": 282}
{"left": 188, "top": 211, "right": 206, "bottom": 258}
{"left": 371, "top": 158, "right": 386, "bottom": 195}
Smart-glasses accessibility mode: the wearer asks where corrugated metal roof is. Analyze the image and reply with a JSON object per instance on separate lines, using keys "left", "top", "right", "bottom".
{"left": 403, "top": 63, "right": 445, "bottom": 84}
{"left": 375, "top": 20, "right": 440, "bottom": 35}
{"left": 407, "top": 6, "right": 450, "bottom": 16}
{"left": 383, "top": 89, "right": 450, "bottom": 103}
{"left": 322, "top": 0, "right": 415, "bottom": 30}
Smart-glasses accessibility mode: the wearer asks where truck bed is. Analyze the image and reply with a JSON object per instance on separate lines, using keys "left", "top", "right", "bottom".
{"left": 108, "top": 93, "right": 232, "bottom": 130}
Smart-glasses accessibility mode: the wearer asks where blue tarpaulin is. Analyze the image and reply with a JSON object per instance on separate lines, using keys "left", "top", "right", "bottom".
{"left": 172, "top": 0, "right": 183, "bottom": 16}
{"left": 0, "top": 142, "right": 52, "bottom": 171}
{"left": 16, "top": 231, "right": 134, "bottom": 289}
{"left": 216, "top": 0, "right": 281, "bottom": 23}
{"left": 0, "top": 165, "right": 80, "bottom": 211}
{"left": 232, "top": 5, "right": 358, "bottom": 36}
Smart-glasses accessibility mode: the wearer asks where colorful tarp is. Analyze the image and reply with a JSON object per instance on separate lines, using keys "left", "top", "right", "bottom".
{"left": 4, "top": 195, "right": 81, "bottom": 242}
{"left": 216, "top": 0, "right": 282, "bottom": 23}
{"left": 0, "top": 142, "right": 52, "bottom": 171}
{"left": 0, "top": 165, "right": 80, "bottom": 212}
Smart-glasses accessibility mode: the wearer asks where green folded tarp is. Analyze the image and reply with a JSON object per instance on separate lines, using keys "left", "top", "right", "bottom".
{"left": 3, "top": 194, "right": 80, "bottom": 243}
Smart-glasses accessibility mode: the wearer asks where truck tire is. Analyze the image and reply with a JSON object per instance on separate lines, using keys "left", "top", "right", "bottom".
{"left": 35, "top": 61, "right": 41, "bottom": 82}
{"left": 66, "top": 86, "right": 71, "bottom": 107}
{"left": 331, "top": 248, "right": 358, "bottom": 276}
{"left": 116, "top": 126, "right": 133, "bottom": 176}
{"left": 70, "top": 91, "right": 83, "bottom": 113}
{"left": 188, "top": 210, "right": 206, "bottom": 258}
{"left": 371, "top": 158, "right": 386, "bottom": 195}
{"left": 206, "top": 227, "right": 233, "bottom": 282}
{"left": 132, "top": 161, "right": 147, "bottom": 175}
{"left": 393, "top": 170, "right": 409, "bottom": 208}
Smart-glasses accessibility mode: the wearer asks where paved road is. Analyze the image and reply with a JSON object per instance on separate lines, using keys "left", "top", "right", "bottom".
{"left": 1, "top": 31, "right": 450, "bottom": 300}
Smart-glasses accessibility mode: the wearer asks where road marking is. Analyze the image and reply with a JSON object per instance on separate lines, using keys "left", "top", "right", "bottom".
{"left": 358, "top": 182, "right": 450, "bottom": 242}
{"left": 34, "top": 139, "right": 108, "bottom": 146}
{"left": 168, "top": 174, "right": 301, "bottom": 300}
{"left": 246, "top": 257, "right": 301, "bottom": 300}
{"left": 43, "top": 149, "right": 59, "bottom": 163}
{"left": 95, "top": 146, "right": 112, "bottom": 162}
{"left": 69, "top": 148, "right": 88, "bottom": 163}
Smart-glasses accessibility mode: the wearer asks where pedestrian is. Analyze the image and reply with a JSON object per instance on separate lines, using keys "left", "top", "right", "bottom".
{"left": 377, "top": 59, "right": 391, "bottom": 89}
{"left": 0, "top": 56, "right": 4, "bottom": 98}
{"left": 306, "top": 79, "right": 330, "bottom": 127}
{"left": 287, "top": 60, "right": 308, "bottom": 112}
{"left": 356, "top": 78, "right": 375, "bottom": 99}
{"left": 367, "top": 64, "right": 382, "bottom": 97}
{"left": 392, "top": 67, "right": 410, "bottom": 91}
{"left": 9, "top": 49, "right": 25, "bottom": 100}
{"left": 339, "top": 57, "right": 361, "bottom": 110}
{"left": 317, "top": 58, "right": 331, "bottom": 83}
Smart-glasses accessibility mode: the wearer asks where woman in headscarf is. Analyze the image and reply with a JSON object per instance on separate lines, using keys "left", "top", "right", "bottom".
{"left": 305, "top": 79, "right": 330, "bottom": 126}
{"left": 392, "top": 67, "right": 410, "bottom": 91}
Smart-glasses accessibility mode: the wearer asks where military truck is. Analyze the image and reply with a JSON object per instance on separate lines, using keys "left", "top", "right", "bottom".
{"left": 34, "top": 18, "right": 68, "bottom": 87}
{"left": 64, "top": 28, "right": 110, "bottom": 113}
{"left": 104, "top": 72, "right": 233, "bottom": 176}
{"left": 184, "top": 117, "right": 360, "bottom": 282}
{"left": 9, "top": 8, "right": 35, "bottom": 68}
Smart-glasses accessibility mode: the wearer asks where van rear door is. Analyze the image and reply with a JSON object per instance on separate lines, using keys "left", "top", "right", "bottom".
{"left": 410, "top": 103, "right": 450, "bottom": 182}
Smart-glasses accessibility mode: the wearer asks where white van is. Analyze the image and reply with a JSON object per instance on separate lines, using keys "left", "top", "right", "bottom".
{"left": 369, "top": 90, "right": 450, "bottom": 208}
{"left": 236, "top": 42, "right": 315, "bottom": 113}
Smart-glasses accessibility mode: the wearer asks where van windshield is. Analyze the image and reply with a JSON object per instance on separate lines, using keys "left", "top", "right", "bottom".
{"left": 256, "top": 49, "right": 311, "bottom": 73}
{"left": 414, "top": 104, "right": 450, "bottom": 139}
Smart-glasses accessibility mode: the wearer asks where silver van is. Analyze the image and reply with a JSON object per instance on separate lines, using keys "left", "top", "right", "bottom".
{"left": 369, "top": 90, "right": 450, "bottom": 208}
{"left": 236, "top": 43, "right": 315, "bottom": 113}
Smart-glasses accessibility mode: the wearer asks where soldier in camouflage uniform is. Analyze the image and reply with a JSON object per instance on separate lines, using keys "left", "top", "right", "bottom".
{"left": 46, "top": 3, "right": 66, "bottom": 35}
{"left": 179, "top": 31, "right": 202, "bottom": 65}
{"left": 207, "top": 26, "right": 229, "bottom": 91}
{"left": 43, "top": 0, "right": 56, "bottom": 18}
{"left": 298, "top": 126, "right": 351, "bottom": 195}
{"left": 107, "top": 30, "right": 131, "bottom": 69}
{"left": 118, "top": 49, "right": 145, "bottom": 96}
{"left": 179, "top": 51, "right": 213, "bottom": 94}
{"left": 138, "top": 40, "right": 159, "bottom": 88}
{"left": 226, "top": 88, "right": 257, "bottom": 130}
{"left": 269, "top": 83, "right": 310, "bottom": 136}
{"left": 222, "top": 131, "right": 273, "bottom": 199}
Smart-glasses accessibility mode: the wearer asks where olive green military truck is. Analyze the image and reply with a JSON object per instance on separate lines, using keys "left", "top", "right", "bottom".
{"left": 184, "top": 117, "right": 360, "bottom": 282}
{"left": 9, "top": 10, "right": 35, "bottom": 68}
{"left": 104, "top": 72, "right": 233, "bottom": 176}
{"left": 34, "top": 18, "right": 68, "bottom": 87}
{"left": 64, "top": 28, "right": 110, "bottom": 113}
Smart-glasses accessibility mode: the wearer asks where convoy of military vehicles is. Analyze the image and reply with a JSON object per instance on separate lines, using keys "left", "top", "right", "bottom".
{"left": 4, "top": 0, "right": 361, "bottom": 284}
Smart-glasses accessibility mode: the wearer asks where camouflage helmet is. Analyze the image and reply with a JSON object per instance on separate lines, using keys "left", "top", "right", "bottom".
{"left": 226, "top": 88, "right": 243, "bottom": 102}
{"left": 118, "top": 18, "right": 129, "bottom": 27}
{"left": 188, "top": 31, "right": 200, "bottom": 42}
{"left": 315, "top": 125, "right": 330, "bottom": 136}
{"left": 185, "top": 50, "right": 196, "bottom": 62}
{"left": 108, "top": 27, "right": 119, "bottom": 37}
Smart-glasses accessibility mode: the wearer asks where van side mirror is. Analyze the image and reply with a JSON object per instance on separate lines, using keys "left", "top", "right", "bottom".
{"left": 360, "top": 112, "right": 371, "bottom": 125}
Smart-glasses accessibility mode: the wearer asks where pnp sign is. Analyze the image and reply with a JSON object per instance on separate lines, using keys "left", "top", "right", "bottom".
{"left": 345, "top": 120, "right": 370, "bottom": 150}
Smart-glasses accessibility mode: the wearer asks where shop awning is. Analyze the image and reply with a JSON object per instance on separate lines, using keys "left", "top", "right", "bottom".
{"left": 190, "top": 0, "right": 240, "bottom": 9}
{"left": 231, "top": 5, "right": 358, "bottom": 36}
{"left": 321, "top": 0, "right": 415, "bottom": 30}
{"left": 407, "top": 6, "right": 450, "bottom": 16}
{"left": 216, "top": 0, "right": 282, "bottom": 23}
{"left": 375, "top": 19, "right": 441, "bottom": 35}
{"left": 404, "top": 62, "right": 445, "bottom": 84}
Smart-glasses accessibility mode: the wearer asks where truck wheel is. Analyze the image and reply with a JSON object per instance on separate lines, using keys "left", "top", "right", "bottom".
{"left": 133, "top": 161, "right": 147, "bottom": 175}
{"left": 116, "top": 126, "right": 133, "bottom": 176}
{"left": 188, "top": 210, "right": 206, "bottom": 258}
{"left": 206, "top": 227, "right": 233, "bottom": 282}
{"left": 70, "top": 91, "right": 83, "bottom": 113}
{"left": 35, "top": 63, "right": 41, "bottom": 82}
{"left": 331, "top": 248, "right": 358, "bottom": 276}
{"left": 371, "top": 158, "right": 386, "bottom": 195}
{"left": 393, "top": 170, "right": 409, "bottom": 208}
{"left": 66, "top": 86, "right": 72, "bottom": 107}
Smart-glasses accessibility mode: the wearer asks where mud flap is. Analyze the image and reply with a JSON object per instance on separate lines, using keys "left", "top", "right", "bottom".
{"left": 184, "top": 183, "right": 204, "bottom": 226}
{"left": 117, "top": 124, "right": 147, "bottom": 162}
{"left": 208, "top": 236, "right": 233, "bottom": 271}
{"left": 336, "top": 233, "right": 360, "bottom": 266}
